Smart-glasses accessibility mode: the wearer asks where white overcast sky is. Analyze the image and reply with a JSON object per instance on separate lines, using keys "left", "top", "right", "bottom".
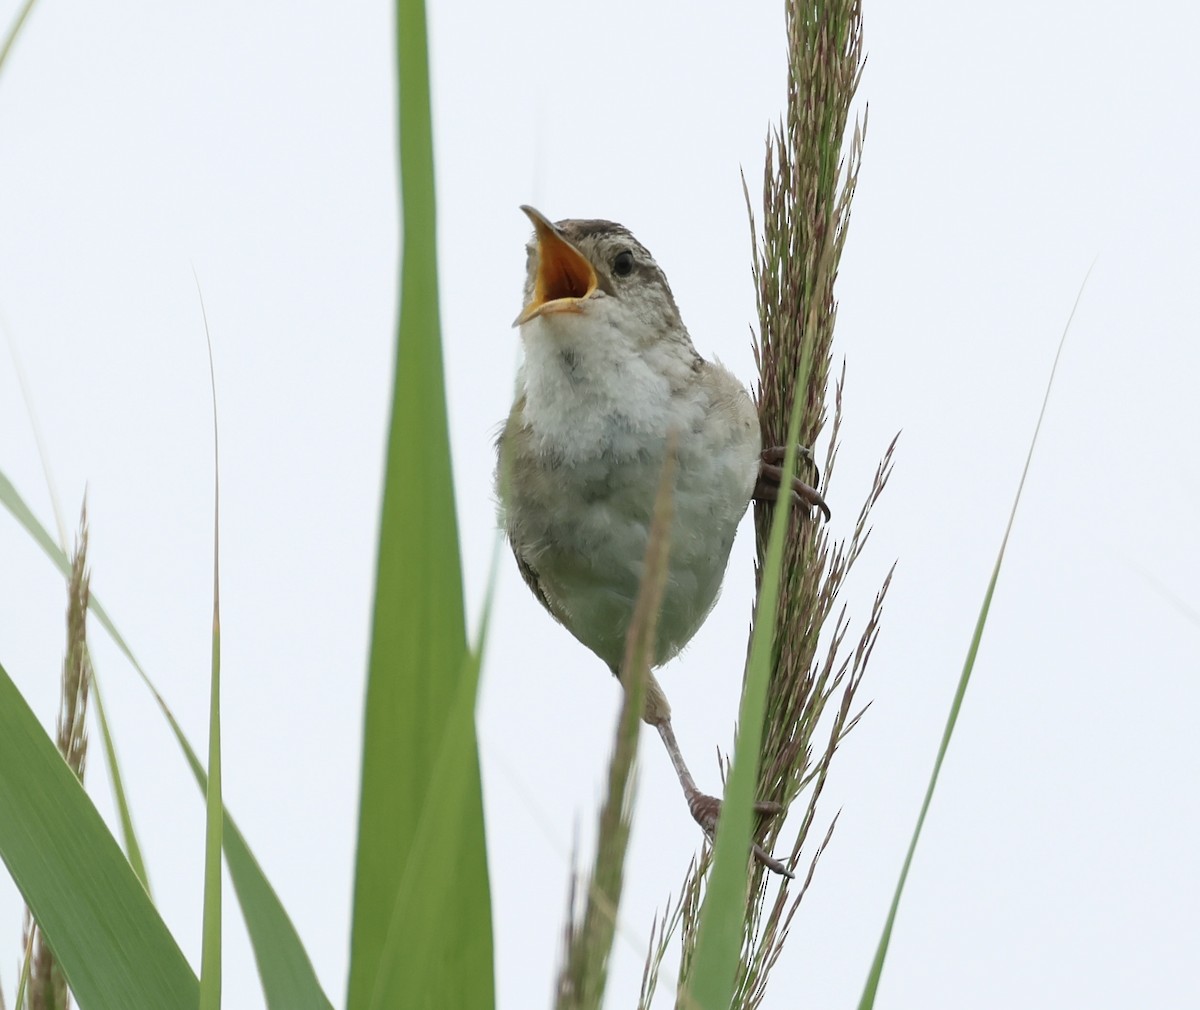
{"left": 1, "top": 1, "right": 1198, "bottom": 1007}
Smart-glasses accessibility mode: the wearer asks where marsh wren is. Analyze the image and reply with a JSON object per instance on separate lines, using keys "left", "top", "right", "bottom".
{"left": 496, "top": 206, "right": 827, "bottom": 876}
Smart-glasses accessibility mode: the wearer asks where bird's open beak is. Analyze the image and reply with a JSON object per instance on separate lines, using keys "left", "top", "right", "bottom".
{"left": 513, "top": 205, "right": 598, "bottom": 327}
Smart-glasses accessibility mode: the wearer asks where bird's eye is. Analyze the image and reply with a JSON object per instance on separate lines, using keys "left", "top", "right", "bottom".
{"left": 612, "top": 250, "right": 635, "bottom": 277}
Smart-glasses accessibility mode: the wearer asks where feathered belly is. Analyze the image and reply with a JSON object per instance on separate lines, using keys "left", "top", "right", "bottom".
{"left": 510, "top": 444, "right": 755, "bottom": 670}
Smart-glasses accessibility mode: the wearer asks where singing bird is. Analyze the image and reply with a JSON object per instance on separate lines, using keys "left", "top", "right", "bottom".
{"left": 496, "top": 206, "right": 828, "bottom": 875}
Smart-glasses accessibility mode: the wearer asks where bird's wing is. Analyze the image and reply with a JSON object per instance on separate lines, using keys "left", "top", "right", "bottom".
{"left": 697, "top": 357, "right": 761, "bottom": 438}
{"left": 511, "top": 547, "right": 556, "bottom": 619}
{"left": 497, "top": 394, "right": 572, "bottom": 630}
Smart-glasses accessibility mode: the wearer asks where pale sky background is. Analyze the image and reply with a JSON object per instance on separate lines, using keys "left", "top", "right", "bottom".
{"left": 1, "top": 1, "right": 1198, "bottom": 1007}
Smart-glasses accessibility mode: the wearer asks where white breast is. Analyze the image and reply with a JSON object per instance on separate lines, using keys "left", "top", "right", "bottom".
{"left": 506, "top": 310, "right": 761, "bottom": 670}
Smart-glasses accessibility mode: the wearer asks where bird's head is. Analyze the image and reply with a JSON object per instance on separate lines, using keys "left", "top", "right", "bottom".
{"left": 513, "top": 205, "right": 688, "bottom": 352}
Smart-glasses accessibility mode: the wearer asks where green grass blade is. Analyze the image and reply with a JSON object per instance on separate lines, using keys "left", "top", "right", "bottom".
{"left": 344, "top": 0, "right": 492, "bottom": 1003}
{"left": 362, "top": 527, "right": 504, "bottom": 1009}
{"left": 363, "top": 536, "right": 502, "bottom": 1008}
{"left": 0, "top": 0, "right": 38, "bottom": 79}
{"left": 362, "top": 639, "right": 485, "bottom": 1009}
{"left": 15, "top": 919, "right": 35, "bottom": 1010}
{"left": 198, "top": 293, "right": 224, "bottom": 1010}
{"left": 180, "top": 735, "right": 336, "bottom": 1010}
{"left": 0, "top": 660, "right": 198, "bottom": 1009}
{"left": 0, "top": 471, "right": 60, "bottom": 568}
{"left": 684, "top": 352, "right": 812, "bottom": 1008}
{"left": 89, "top": 679, "right": 152, "bottom": 891}
{"left": 3, "top": 328, "right": 153, "bottom": 894}
{"left": 0, "top": 470, "right": 334, "bottom": 1010}
{"left": 856, "top": 269, "right": 1093, "bottom": 1008}
{"left": 222, "top": 813, "right": 335, "bottom": 1010}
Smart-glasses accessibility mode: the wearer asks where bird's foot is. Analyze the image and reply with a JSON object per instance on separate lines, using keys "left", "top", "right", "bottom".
{"left": 688, "top": 791, "right": 794, "bottom": 879}
{"left": 754, "top": 445, "right": 830, "bottom": 521}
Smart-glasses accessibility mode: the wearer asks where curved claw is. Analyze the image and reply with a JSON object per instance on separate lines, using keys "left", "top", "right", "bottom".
{"left": 751, "top": 841, "right": 795, "bottom": 879}
{"left": 754, "top": 446, "right": 831, "bottom": 522}
{"left": 687, "top": 792, "right": 794, "bottom": 879}
{"left": 760, "top": 444, "right": 820, "bottom": 486}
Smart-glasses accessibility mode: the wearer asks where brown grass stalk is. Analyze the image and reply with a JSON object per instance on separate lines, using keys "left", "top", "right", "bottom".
{"left": 556, "top": 436, "right": 679, "bottom": 1010}
{"left": 20, "top": 505, "right": 92, "bottom": 1010}
{"left": 639, "top": 1, "right": 899, "bottom": 1005}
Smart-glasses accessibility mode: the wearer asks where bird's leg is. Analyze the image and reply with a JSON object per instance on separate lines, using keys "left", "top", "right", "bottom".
{"left": 653, "top": 717, "right": 793, "bottom": 878}
{"left": 632, "top": 669, "right": 793, "bottom": 878}
{"left": 754, "top": 445, "right": 831, "bottom": 521}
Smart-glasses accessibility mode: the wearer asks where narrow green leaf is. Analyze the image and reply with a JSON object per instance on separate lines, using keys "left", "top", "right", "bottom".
{"left": 198, "top": 289, "right": 224, "bottom": 1010}
{"left": 15, "top": 923, "right": 34, "bottom": 1010}
{"left": 90, "top": 680, "right": 152, "bottom": 891}
{"left": 0, "top": 471, "right": 334, "bottom": 1010}
{"left": 0, "top": 0, "right": 38, "bottom": 78}
{"left": 0, "top": 471, "right": 59, "bottom": 566}
{"left": 0, "top": 660, "right": 198, "bottom": 1010}
{"left": 179, "top": 736, "right": 336, "bottom": 1010}
{"left": 363, "top": 639, "right": 485, "bottom": 1009}
{"left": 365, "top": 532, "right": 503, "bottom": 1008}
{"left": 1, "top": 331, "right": 153, "bottom": 893}
{"left": 363, "top": 463, "right": 504, "bottom": 1010}
{"left": 856, "top": 269, "right": 1093, "bottom": 1008}
{"left": 344, "top": 0, "right": 492, "bottom": 1004}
